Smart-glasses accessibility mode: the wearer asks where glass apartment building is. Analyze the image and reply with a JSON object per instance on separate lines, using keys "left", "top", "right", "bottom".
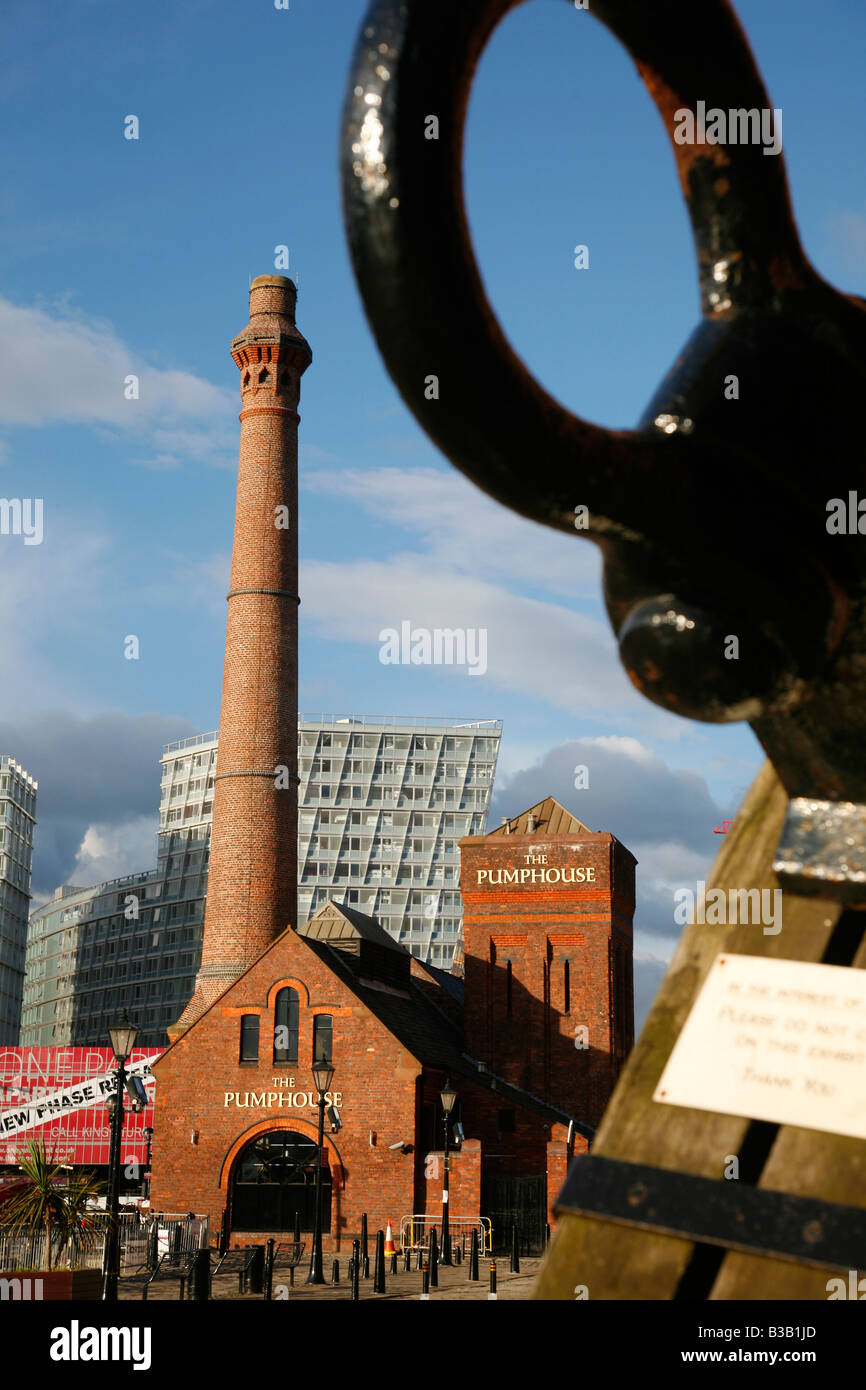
{"left": 21, "top": 716, "right": 500, "bottom": 1048}
{"left": 0, "top": 758, "right": 38, "bottom": 1043}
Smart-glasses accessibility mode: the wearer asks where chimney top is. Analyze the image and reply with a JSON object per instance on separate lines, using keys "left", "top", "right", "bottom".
{"left": 249, "top": 274, "right": 298, "bottom": 322}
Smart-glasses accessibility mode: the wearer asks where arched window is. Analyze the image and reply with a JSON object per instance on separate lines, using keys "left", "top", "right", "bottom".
{"left": 273, "top": 987, "right": 299, "bottom": 1063}
{"left": 313, "top": 1014, "right": 333, "bottom": 1063}
{"left": 258, "top": 367, "right": 270, "bottom": 386}
{"left": 232, "top": 1130, "right": 331, "bottom": 1234}
{"left": 239, "top": 1014, "right": 260, "bottom": 1062}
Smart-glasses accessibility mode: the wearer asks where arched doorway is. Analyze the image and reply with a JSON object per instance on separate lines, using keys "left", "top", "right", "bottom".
{"left": 231, "top": 1129, "right": 332, "bottom": 1233}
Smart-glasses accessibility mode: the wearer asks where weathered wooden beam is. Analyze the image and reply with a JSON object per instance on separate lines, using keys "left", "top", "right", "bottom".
{"left": 534, "top": 762, "right": 859, "bottom": 1299}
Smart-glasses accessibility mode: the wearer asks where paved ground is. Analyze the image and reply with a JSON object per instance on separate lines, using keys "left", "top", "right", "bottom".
{"left": 118, "top": 1255, "right": 541, "bottom": 1301}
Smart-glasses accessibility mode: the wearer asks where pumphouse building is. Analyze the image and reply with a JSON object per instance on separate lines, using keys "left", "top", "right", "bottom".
{"left": 150, "top": 796, "right": 635, "bottom": 1252}
{"left": 148, "top": 276, "right": 636, "bottom": 1254}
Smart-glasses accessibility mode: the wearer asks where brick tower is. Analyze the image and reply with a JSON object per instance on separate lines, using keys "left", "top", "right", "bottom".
{"left": 171, "top": 275, "right": 312, "bottom": 1036}
{"left": 460, "top": 797, "right": 635, "bottom": 1127}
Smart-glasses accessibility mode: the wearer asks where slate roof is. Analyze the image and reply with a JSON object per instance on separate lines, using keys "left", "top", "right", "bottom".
{"left": 301, "top": 925, "right": 590, "bottom": 1137}
{"left": 490, "top": 795, "right": 596, "bottom": 837}
{"left": 297, "top": 900, "right": 405, "bottom": 953}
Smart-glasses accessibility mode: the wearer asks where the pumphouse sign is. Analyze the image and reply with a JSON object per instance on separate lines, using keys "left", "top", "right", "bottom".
{"left": 476, "top": 858, "right": 599, "bottom": 886}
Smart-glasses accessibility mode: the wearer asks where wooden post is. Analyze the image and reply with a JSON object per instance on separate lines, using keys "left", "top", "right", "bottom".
{"left": 535, "top": 764, "right": 861, "bottom": 1300}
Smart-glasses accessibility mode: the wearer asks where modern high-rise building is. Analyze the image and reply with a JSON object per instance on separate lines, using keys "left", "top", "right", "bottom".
{"left": 20, "top": 715, "right": 500, "bottom": 1049}
{"left": 0, "top": 757, "right": 37, "bottom": 1043}
{"left": 160, "top": 715, "right": 500, "bottom": 960}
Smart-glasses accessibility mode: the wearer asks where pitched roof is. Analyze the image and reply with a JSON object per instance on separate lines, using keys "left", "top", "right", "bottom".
{"left": 297, "top": 900, "right": 406, "bottom": 954}
{"left": 489, "top": 795, "right": 595, "bottom": 837}
{"left": 300, "top": 933, "right": 588, "bottom": 1134}
{"left": 155, "top": 898, "right": 593, "bottom": 1138}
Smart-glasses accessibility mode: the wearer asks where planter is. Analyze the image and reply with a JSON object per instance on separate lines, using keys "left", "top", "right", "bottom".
{"left": 0, "top": 1269, "right": 102, "bottom": 1300}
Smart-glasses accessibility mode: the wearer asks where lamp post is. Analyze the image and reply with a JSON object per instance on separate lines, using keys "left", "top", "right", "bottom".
{"left": 306, "top": 1059, "right": 335, "bottom": 1285}
{"left": 439, "top": 1079, "right": 457, "bottom": 1266}
{"left": 143, "top": 1127, "right": 154, "bottom": 1201}
{"left": 101, "top": 1011, "right": 138, "bottom": 1300}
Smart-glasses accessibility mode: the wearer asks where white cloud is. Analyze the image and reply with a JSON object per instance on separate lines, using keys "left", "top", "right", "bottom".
{"left": 0, "top": 295, "right": 235, "bottom": 468}
{"left": 0, "top": 521, "right": 113, "bottom": 714}
{"left": 303, "top": 465, "right": 603, "bottom": 601}
{"left": 70, "top": 815, "right": 158, "bottom": 887}
{"left": 0, "top": 710, "right": 194, "bottom": 897}
{"left": 488, "top": 736, "right": 724, "bottom": 945}
{"left": 301, "top": 554, "right": 644, "bottom": 719}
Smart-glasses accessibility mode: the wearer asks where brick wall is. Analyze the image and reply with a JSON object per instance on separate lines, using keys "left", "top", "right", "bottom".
{"left": 151, "top": 930, "right": 421, "bottom": 1252}
{"left": 460, "top": 830, "right": 635, "bottom": 1128}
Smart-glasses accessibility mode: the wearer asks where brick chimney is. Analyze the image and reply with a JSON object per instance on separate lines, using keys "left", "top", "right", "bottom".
{"left": 170, "top": 275, "right": 312, "bottom": 1037}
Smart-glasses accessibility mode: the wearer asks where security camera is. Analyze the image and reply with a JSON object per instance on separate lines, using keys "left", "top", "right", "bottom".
{"left": 388, "top": 1140, "right": 406, "bottom": 1151}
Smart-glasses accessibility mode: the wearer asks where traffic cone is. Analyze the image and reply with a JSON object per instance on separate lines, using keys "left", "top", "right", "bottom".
{"left": 384, "top": 1221, "right": 396, "bottom": 1255}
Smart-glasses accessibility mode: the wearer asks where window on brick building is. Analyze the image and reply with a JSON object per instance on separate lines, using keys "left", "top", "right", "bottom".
{"left": 273, "top": 987, "right": 299, "bottom": 1064}
{"left": 497, "top": 1109, "right": 516, "bottom": 1133}
{"left": 313, "top": 1014, "right": 333, "bottom": 1064}
{"left": 240, "top": 1013, "right": 260, "bottom": 1062}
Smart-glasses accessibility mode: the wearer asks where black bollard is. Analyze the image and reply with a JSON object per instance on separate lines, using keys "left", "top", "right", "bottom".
{"left": 360, "top": 1212, "right": 369, "bottom": 1274}
{"left": 404, "top": 1249, "right": 411, "bottom": 1273}
{"left": 170, "top": 1223, "right": 183, "bottom": 1268}
{"left": 191, "top": 1247, "right": 210, "bottom": 1301}
{"left": 510, "top": 1223, "right": 520, "bottom": 1274}
{"left": 417, "top": 1248, "right": 424, "bottom": 1272}
{"left": 332, "top": 1259, "right": 340, "bottom": 1285}
{"left": 428, "top": 1230, "right": 438, "bottom": 1288}
{"left": 218, "top": 1207, "right": 229, "bottom": 1257}
{"left": 489, "top": 1261, "right": 497, "bottom": 1299}
{"left": 374, "top": 1229, "right": 386, "bottom": 1294}
{"left": 247, "top": 1244, "right": 265, "bottom": 1295}
{"left": 454, "top": 1241, "right": 462, "bottom": 1265}
{"left": 146, "top": 1219, "right": 159, "bottom": 1271}
{"left": 363, "top": 1254, "right": 370, "bottom": 1279}
{"left": 468, "top": 1228, "right": 479, "bottom": 1281}
{"left": 264, "top": 1238, "right": 275, "bottom": 1301}
{"left": 390, "top": 1252, "right": 398, "bottom": 1276}
{"left": 421, "top": 1261, "right": 430, "bottom": 1300}
{"left": 351, "top": 1239, "right": 360, "bottom": 1301}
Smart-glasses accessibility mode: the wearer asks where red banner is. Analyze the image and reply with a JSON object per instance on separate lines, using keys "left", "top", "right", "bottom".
{"left": 0, "top": 1047, "right": 160, "bottom": 1167}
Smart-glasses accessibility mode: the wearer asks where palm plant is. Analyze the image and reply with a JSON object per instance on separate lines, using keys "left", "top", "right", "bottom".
{"left": 0, "top": 1139, "right": 104, "bottom": 1270}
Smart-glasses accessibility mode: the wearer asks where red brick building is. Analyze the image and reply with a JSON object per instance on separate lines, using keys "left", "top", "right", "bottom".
{"left": 149, "top": 798, "right": 635, "bottom": 1253}
{"left": 148, "top": 276, "right": 636, "bottom": 1255}
{"left": 461, "top": 797, "right": 636, "bottom": 1130}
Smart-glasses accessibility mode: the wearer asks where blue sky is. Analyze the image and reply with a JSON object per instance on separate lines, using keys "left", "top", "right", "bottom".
{"left": 1, "top": 0, "right": 864, "bottom": 1022}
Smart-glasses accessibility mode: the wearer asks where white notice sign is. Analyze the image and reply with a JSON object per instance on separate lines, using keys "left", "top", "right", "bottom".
{"left": 654, "top": 953, "right": 866, "bottom": 1140}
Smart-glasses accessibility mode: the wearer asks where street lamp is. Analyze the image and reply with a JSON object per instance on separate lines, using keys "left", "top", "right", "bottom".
{"left": 306, "top": 1059, "right": 335, "bottom": 1284}
{"left": 101, "top": 1011, "right": 138, "bottom": 1300}
{"left": 143, "top": 1127, "right": 154, "bottom": 1201}
{"left": 439, "top": 1079, "right": 457, "bottom": 1266}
